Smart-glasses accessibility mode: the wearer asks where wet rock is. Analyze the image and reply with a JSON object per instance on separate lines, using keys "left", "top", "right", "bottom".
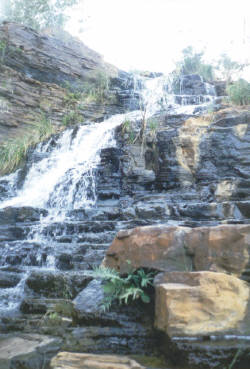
{"left": 0, "top": 333, "right": 62, "bottom": 369}
{"left": 26, "top": 271, "right": 90, "bottom": 299}
{"left": 0, "top": 271, "right": 21, "bottom": 288}
{"left": 50, "top": 352, "right": 145, "bottom": 369}
{"left": 0, "top": 206, "right": 48, "bottom": 224}
{"left": 0, "top": 225, "right": 26, "bottom": 242}
{"left": 154, "top": 271, "right": 250, "bottom": 337}
{"left": 73, "top": 280, "right": 104, "bottom": 323}
{"left": 63, "top": 324, "right": 159, "bottom": 356}
{"left": 165, "top": 336, "right": 250, "bottom": 369}
{"left": 178, "top": 74, "right": 215, "bottom": 96}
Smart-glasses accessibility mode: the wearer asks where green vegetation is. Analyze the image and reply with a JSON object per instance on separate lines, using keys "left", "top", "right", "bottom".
{"left": 217, "top": 54, "right": 247, "bottom": 83}
{"left": 226, "top": 348, "right": 242, "bottom": 369}
{"left": 62, "top": 110, "right": 81, "bottom": 126}
{"left": 1, "top": 0, "right": 80, "bottom": 32}
{"left": 226, "top": 79, "right": 250, "bottom": 105}
{"left": 122, "top": 119, "right": 136, "bottom": 143}
{"left": 63, "top": 72, "right": 112, "bottom": 105}
{"left": 175, "top": 46, "right": 214, "bottom": 82}
{"left": 0, "top": 115, "right": 55, "bottom": 174}
{"left": 0, "top": 40, "right": 7, "bottom": 63}
{"left": 148, "top": 119, "right": 158, "bottom": 134}
{"left": 87, "top": 265, "right": 156, "bottom": 312}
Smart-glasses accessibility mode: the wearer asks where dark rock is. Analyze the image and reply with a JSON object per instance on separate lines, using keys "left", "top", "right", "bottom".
{"left": 0, "top": 333, "right": 62, "bottom": 369}
{"left": 0, "top": 206, "right": 48, "bottom": 225}
{"left": 0, "top": 271, "right": 21, "bottom": 288}
{"left": 25, "top": 271, "right": 90, "bottom": 299}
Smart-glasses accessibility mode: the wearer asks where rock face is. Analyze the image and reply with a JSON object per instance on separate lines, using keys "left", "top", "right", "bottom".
{"left": 0, "top": 22, "right": 137, "bottom": 148}
{"left": 50, "top": 352, "right": 145, "bottom": 369}
{"left": 104, "top": 224, "right": 250, "bottom": 279}
{"left": 104, "top": 223, "right": 250, "bottom": 368}
{"left": 154, "top": 271, "right": 250, "bottom": 337}
{"left": 112, "top": 107, "right": 250, "bottom": 227}
{"left": 0, "top": 22, "right": 117, "bottom": 86}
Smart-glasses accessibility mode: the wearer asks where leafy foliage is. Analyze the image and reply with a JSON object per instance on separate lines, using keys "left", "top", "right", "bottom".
{"left": 226, "top": 79, "right": 250, "bottom": 105}
{"left": 175, "top": 46, "right": 214, "bottom": 82}
{"left": 216, "top": 54, "right": 247, "bottom": 82}
{"left": 0, "top": 115, "right": 55, "bottom": 174}
{"left": 1, "top": 0, "right": 79, "bottom": 32}
{"left": 87, "top": 265, "right": 156, "bottom": 312}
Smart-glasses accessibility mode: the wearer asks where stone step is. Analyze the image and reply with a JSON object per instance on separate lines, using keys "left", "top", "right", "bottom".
{"left": 50, "top": 352, "right": 146, "bottom": 369}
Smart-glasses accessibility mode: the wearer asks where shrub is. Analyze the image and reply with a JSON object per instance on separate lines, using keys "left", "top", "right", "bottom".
{"left": 87, "top": 265, "right": 156, "bottom": 312}
{"left": 226, "top": 79, "right": 250, "bottom": 105}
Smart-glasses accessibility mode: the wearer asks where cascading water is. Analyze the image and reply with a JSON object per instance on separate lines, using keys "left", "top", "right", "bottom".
{"left": 0, "top": 73, "right": 216, "bottom": 316}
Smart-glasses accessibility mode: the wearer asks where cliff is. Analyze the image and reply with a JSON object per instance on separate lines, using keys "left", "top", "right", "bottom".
{"left": 0, "top": 22, "right": 135, "bottom": 150}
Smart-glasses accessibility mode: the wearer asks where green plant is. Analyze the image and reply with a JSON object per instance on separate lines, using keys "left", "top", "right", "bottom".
{"left": 62, "top": 110, "right": 81, "bottom": 126}
{"left": 63, "top": 91, "right": 81, "bottom": 108}
{"left": 148, "top": 119, "right": 158, "bottom": 133}
{"left": 0, "top": 114, "right": 56, "bottom": 174}
{"left": 122, "top": 119, "right": 136, "bottom": 144}
{"left": 216, "top": 54, "right": 247, "bottom": 83}
{"left": 226, "top": 79, "right": 250, "bottom": 106}
{"left": 0, "top": 40, "right": 7, "bottom": 63}
{"left": 63, "top": 72, "right": 111, "bottom": 105}
{"left": 1, "top": 0, "right": 80, "bottom": 32}
{"left": 87, "top": 265, "right": 156, "bottom": 312}
{"left": 227, "top": 348, "right": 242, "bottom": 369}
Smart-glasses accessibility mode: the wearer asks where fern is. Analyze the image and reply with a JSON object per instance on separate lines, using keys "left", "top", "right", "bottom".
{"left": 86, "top": 265, "right": 156, "bottom": 312}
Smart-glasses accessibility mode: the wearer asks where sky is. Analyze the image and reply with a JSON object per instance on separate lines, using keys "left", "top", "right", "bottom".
{"left": 66, "top": 0, "right": 250, "bottom": 78}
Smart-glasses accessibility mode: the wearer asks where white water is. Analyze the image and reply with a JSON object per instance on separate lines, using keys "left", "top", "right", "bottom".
{"left": 0, "top": 73, "right": 216, "bottom": 315}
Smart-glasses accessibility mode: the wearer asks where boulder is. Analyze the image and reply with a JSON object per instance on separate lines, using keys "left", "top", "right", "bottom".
{"left": 104, "top": 224, "right": 250, "bottom": 280}
{"left": 154, "top": 271, "right": 250, "bottom": 337}
{"left": 0, "top": 333, "right": 62, "bottom": 369}
{"left": 50, "top": 352, "right": 145, "bottom": 369}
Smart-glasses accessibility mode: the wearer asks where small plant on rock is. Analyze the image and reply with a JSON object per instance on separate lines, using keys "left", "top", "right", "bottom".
{"left": 87, "top": 265, "right": 156, "bottom": 312}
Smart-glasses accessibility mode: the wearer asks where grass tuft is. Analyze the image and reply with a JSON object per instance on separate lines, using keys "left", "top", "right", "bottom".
{"left": 0, "top": 115, "right": 56, "bottom": 174}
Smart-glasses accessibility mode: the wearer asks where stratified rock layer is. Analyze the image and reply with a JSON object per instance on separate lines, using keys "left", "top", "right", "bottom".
{"left": 50, "top": 352, "right": 145, "bottom": 369}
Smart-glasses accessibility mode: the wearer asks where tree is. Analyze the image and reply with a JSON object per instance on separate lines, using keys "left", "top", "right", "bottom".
{"left": 216, "top": 53, "right": 247, "bottom": 83}
{"left": 226, "top": 79, "right": 250, "bottom": 105}
{"left": 175, "top": 46, "right": 214, "bottom": 82}
{"left": 0, "top": 0, "right": 79, "bottom": 32}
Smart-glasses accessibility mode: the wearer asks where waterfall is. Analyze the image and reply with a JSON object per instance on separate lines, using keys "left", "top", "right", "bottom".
{"left": 0, "top": 73, "right": 216, "bottom": 315}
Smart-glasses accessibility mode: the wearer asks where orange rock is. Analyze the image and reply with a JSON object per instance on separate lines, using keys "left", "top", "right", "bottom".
{"left": 104, "top": 224, "right": 250, "bottom": 279}
{"left": 154, "top": 271, "right": 250, "bottom": 337}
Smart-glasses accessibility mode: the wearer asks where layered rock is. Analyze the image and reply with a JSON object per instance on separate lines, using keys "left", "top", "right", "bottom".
{"left": 50, "top": 352, "right": 145, "bottom": 369}
{"left": 0, "top": 22, "right": 117, "bottom": 86}
{"left": 0, "top": 22, "right": 138, "bottom": 150}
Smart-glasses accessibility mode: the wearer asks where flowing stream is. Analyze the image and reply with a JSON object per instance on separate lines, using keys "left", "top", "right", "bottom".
{"left": 0, "top": 74, "right": 216, "bottom": 315}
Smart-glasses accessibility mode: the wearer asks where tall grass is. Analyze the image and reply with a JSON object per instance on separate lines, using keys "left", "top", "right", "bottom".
{"left": 0, "top": 115, "right": 55, "bottom": 174}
